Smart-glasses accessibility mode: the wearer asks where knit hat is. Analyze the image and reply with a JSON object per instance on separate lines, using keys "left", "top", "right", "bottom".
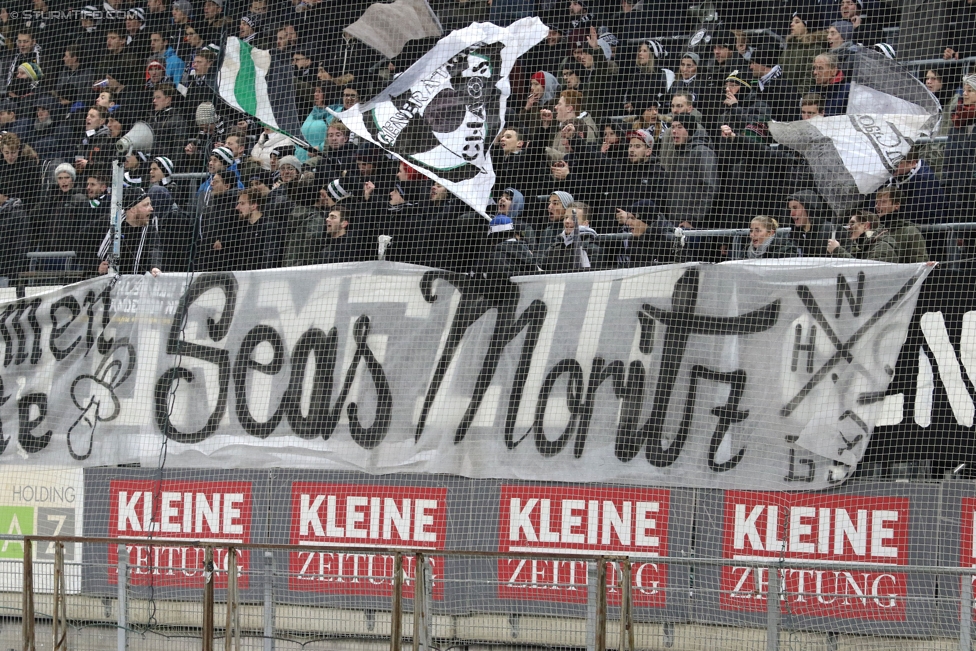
{"left": 645, "top": 39, "right": 668, "bottom": 59}
{"left": 211, "top": 146, "right": 233, "bottom": 165}
{"left": 681, "top": 51, "right": 700, "bottom": 66}
{"left": 278, "top": 155, "right": 302, "bottom": 171}
{"left": 240, "top": 13, "right": 259, "bottom": 29}
{"left": 551, "top": 191, "right": 574, "bottom": 209}
{"left": 205, "top": 0, "right": 224, "bottom": 7}
{"left": 148, "top": 158, "right": 170, "bottom": 178}
{"left": 54, "top": 163, "right": 76, "bottom": 181}
{"left": 173, "top": 0, "right": 192, "bottom": 15}
{"left": 80, "top": 5, "right": 100, "bottom": 19}
{"left": 326, "top": 178, "right": 350, "bottom": 202}
{"left": 964, "top": 74, "right": 976, "bottom": 93}
{"left": 725, "top": 69, "right": 752, "bottom": 89}
{"left": 195, "top": 101, "right": 218, "bottom": 126}
{"left": 787, "top": 190, "right": 827, "bottom": 221}
{"left": 626, "top": 129, "right": 653, "bottom": 146}
{"left": 146, "top": 59, "right": 165, "bottom": 79}
{"left": 18, "top": 62, "right": 42, "bottom": 83}
{"left": 131, "top": 151, "right": 149, "bottom": 163}
{"left": 122, "top": 187, "right": 148, "bottom": 210}
{"left": 671, "top": 112, "right": 700, "bottom": 132}
{"left": 791, "top": 11, "right": 825, "bottom": 32}
{"left": 488, "top": 215, "right": 514, "bottom": 234}
{"left": 874, "top": 43, "right": 896, "bottom": 59}
{"left": 126, "top": 7, "right": 145, "bottom": 21}
{"left": 531, "top": 71, "right": 548, "bottom": 87}
{"left": 830, "top": 20, "right": 854, "bottom": 43}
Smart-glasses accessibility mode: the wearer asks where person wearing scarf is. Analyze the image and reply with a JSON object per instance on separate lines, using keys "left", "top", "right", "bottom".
{"left": 944, "top": 74, "right": 976, "bottom": 220}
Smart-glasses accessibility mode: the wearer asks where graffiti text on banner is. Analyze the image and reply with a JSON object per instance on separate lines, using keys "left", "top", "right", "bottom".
{"left": 497, "top": 485, "right": 669, "bottom": 606}
{"left": 721, "top": 491, "right": 909, "bottom": 620}
{"left": 107, "top": 480, "right": 252, "bottom": 588}
{"left": 288, "top": 483, "right": 447, "bottom": 598}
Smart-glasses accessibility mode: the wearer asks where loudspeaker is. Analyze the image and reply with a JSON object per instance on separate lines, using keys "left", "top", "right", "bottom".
{"left": 115, "top": 121, "right": 155, "bottom": 155}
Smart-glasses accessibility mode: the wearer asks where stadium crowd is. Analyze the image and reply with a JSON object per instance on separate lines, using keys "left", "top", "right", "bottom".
{"left": 0, "top": 0, "right": 969, "bottom": 279}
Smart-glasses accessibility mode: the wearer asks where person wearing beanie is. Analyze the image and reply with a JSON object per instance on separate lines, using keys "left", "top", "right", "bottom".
{"left": 148, "top": 155, "right": 191, "bottom": 212}
{"left": 33, "top": 162, "right": 87, "bottom": 255}
{"left": 662, "top": 112, "right": 716, "bottom": 229}
{"left": 781, "top": 12, "right": 829, "bottom": 91}
{"left": 539, "top": 200, "right": 602, "bottom": 272}
{"left": 124, "top": 7, "right": 151, "bottom": 60}
{"left": 746, "top": 38, "right": 799, "bottom": 122}
{"left": 566, "top": 29, "right": 619, "bottom": 120}
{"left": 537, "top": 190, "right": 575, "bottom": 252}
{"left": 621, "top": 41, "right": 672, "bottom": 116}
{"left": 607, "top": 128, "right": 663, "bottom": 213}
{"left": 239, "top": 13, "right": 262, "bottom": 46}
{"left": 707, "top": 29, "right": 750, "bottom": 90}
{"left": 197, "top": 146, "right": 243, "bottom": 212}
{"left": 147, "top": 31, "right": 185, "bottom": 86}
{"left": 839, "top": 0, "right": 882, "bottom": 47}
{"left": 810, "top": 51, "right": 850, "bottom": 116}
{"left": 673, "top": 52, "right": 707, "bottom": 107}
{"left": 526, "top": 71, "right": 561, "bottom": 112}
{"left": 5, "top": 29, "right": 42, "bottom": 93}
{"left": 92, "top": 187, "right": 161, "bottom": 276}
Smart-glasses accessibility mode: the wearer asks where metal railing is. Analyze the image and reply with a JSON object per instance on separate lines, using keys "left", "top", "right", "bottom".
{"left": 11, "top": 534, "right": 976, "bottom": 651}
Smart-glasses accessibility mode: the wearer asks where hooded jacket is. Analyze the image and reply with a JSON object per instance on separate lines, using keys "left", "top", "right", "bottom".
{"left": 787, "top": 190, "right": 836, "bottom": 257}
{"left": 662, "top": 127, "right": 717, "bottom": 227}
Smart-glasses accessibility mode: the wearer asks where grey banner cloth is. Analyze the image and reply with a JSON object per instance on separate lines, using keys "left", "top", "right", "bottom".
{"left": 0, "top": 260, "right": 929, "bottom": 490}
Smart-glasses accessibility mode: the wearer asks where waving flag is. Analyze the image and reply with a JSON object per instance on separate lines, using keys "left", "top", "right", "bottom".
{"left": 332, "top": 17, "right": 548, "bottom": 217}
{"left": 769, "top": 47, "right": 941, "bottom": 216}
{"left": 345, "top": 0, "right": 443, "bottom": 59}
{"left": 218, "top": 37, "right": 303, "bottom": 142}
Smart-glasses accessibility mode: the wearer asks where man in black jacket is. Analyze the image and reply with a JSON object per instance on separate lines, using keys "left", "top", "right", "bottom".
{"left": 148, "top": 84, "right": 186, "bottom": 159}
{"left": 94, "top": 187, "right": 162, "bottom": 275}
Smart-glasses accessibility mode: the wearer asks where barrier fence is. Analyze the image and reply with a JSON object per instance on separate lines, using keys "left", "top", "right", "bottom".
{"left": 11, "top": 534, "right": 976, "bottom": 651}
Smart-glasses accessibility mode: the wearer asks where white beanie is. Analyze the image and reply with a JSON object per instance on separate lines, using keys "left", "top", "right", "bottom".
{"left": 55, "top": 163, "right": 76, "bottom": 181}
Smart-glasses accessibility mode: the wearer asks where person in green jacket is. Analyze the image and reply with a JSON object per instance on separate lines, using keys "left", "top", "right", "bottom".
{"left": 873, "top": 187, "right": 929, "bottom": 263}
{"left": 827, "top": 211, "right": 898, "bottom": 261}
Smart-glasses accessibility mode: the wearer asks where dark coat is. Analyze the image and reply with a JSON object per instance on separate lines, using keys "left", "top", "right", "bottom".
{"left": 0, "top": 198, "right": 28, "bottom": 277}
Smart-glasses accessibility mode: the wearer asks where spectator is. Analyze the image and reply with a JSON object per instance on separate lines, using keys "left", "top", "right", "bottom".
{"left": 201, "top": 0, "right": 230, "bottom": 34}
{"left": 840, "top": 0, "right": 883, "bottom": 46}
{"left": 945, "top": 0, "right": 976, "bottom": 61}
{"left": 96, "top": 27, "right": 143, "bottom": 95}
{"left": 198, "top": 170, "right": 240, "bottom": 270}
{"left": 800, "top": 92, "right": 825, "bottom": 119}
{"left": 317, "top": 122, "right": 356, "bottom": 181}
{"left": 524, "top": 70, "right": 560, "bottom": 115}
{"left": 532, "top": 89, "right": 597, "bottom": 161}
{"left": 169, "top": 0, "right": 194, "bottom": 60}
{"left": 872, "top": 187, "right": 928, "bottom": 262}
{"left": 490, "top": 126, "right": 535, "bottom": 197}
{"left": 708, "top": 29, "right": 750, "bottom": 86}
{"left": 827, "top": 211, "right": 897, "bottom": 260}
{"left": 743, "top": 215, "right": 799, "bottom": 259}
{"left": 610, "top": 128, "right": 663, "bottom": 211}
{"left": 781, "top": 12, "right": 828, "bottom": 91}
{"left": 182, "top": 49, "right": 218, "bottom": 109}
{"left": 122, "top": 150, "right": 148, "bottom": 188}
{"left": 54, "top": 45, "right": 96, "bottom": 111}
{"left": 148, "top": 32, "right": 184, "bottom": 86}
{"left": 0, "top": 182, "right": 30, "bottom": 278}
{"left": 810, "top": 52, "right": 850, "bottom": 116}
{"left": 599, "top": 121, "right": 627, "bottom": 159}
{"left": 748, "top": 41, "right": 799, "bottom": 122}
{"left": 943, "top": 74, "right": 976, "bottom": 222}
{"left": 672, "top": 52, "right": 707, "bottom": 106}
{"left": 197, "top": 146, "right": 242, "bottom": 212}
{"left": 0, "top": 100, "right": 31, "bottom": 142}
{"left": 538, "top": 190, "right": 574, "bottom": 251}
{"left": 0, "top": 132, "right": 38, "bottom": 215}
{"left": 29, "top": 95, "right": 70, "bottom": 160}
{"left": 495, "top": 187, "right": 534, "bottom": 249}
{"left": 661, "top": 113, "right": 717, "bottom": 229}
{"left": 144, "top": 0, "right": 170, "bottom": 36}
{"left": 826, "top": 20, "right": 856, "bottom": 65}
{"left": 522, "top": 25, "right": 569, "bottom": 79}
{"left": 149, "top": 155, "right": 191, "bottom": 210}
{"left": 75, "top": 7, "right": 105, "bottom": 69}
{"left": 882, "top": 144, "right": 946, "bottom": 225}
{"left": 148, "top": 84, "right": 186, "bottom": 160}
{"left": 539, "top": 201, "right": 602, "bottom": 272}
{"left": 179, "top": 26, "right": 212, "bottom": 80}
{"left": 925, "top": 67, "right": 959, "bottom": 113}
{"left": 319, "top": 205, "right": 365, "bottom": 265}
{"left": 479, "top": 215, "right": 537, "bottom": 277}
{"left": 569, "top": 27, "right": 619, "bottom": 120}
{"left": 657, "top": 91, "right": 701, "bottom": 171}
{"left": 32, "top": 163, "right": 87, "bottom": 254}
{"left": 719, "top": 69, "right": 770, "bottom": 135}
{"left": 8, "top": 62, "right": 43, "bottom": 116}
{"left": 93, "top": 188, "right": 161, "bottom": 276}
{"left": 124, "top": 8, "right": 151, "bottom": 60}
{"left": 6, "top": 30, "right": 44, "bottom": 90}
{"left": 786, "top": 190, "right": 835, "bottom": 256}
{"left": 621, "top": 41, "right": 668, "bottom": 115}
{"left": 297, "top": 84, "right": 329, "bottom": 162}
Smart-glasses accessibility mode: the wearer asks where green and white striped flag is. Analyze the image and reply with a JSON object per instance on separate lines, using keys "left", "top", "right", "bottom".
{"left": 218, "top": 37, "right": 304, "bottom": 142}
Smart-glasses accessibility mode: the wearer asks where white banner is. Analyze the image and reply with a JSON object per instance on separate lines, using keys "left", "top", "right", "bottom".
{"left": 0, "top": 261, "right": 930, "bottom": 490}
{"left": 332, "top": 17, "right": 548, "bottom": 217}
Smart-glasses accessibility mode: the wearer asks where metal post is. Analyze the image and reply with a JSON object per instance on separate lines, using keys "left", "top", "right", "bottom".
{"left": 586, "top": 561, "right": 596, "bottom": 651}
{"left": 391, "top": 552, "right": 403, "bottom": 651}
{"left": 413, "top": 554, "right": 433, "bottom": 651}
{"left": 619, "top": 560, "right": 633, "bottom": 651}
{"left": 962, "top": 574, "right": 973, "bottom": 651}
{"left": 766, "top": 566, "right": 780, "bottom": 651}
{"left": 110, "top": 159, "right": 124, "bottom": 275}
{"left": 263, "top": 551, "right": 274, "bottom": 651}
{"left": 23, "top": 538, "right": 34, "bottom": 651}
{"left": 53, "top": 542, "right": 67, "bottom": 651}
{"left": 118, "top": 544, "right": 128, "bottom": 651}
{"left": 203, "top": 546, "right": 215, "bottom": 651}
{"left": 595, "top": 558, "right": 607, "bottom": 651}
{"left": 225, "top": 547, "right": 239, "bottom": 651}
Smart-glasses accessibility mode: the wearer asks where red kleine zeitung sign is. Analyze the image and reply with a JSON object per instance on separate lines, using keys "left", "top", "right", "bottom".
{"left": 497, "top": 485, "right": 670, "bottom": 606}
{"left": 721, "top": 491, "right": 909, "bottom": 620}
{"left": 288, "top": 483, "right": 447, "bottom": 599}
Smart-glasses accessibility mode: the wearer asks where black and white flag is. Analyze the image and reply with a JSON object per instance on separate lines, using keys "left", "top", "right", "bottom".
{"left": 331, "top": 17, "right": 548, "bottom": 217}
